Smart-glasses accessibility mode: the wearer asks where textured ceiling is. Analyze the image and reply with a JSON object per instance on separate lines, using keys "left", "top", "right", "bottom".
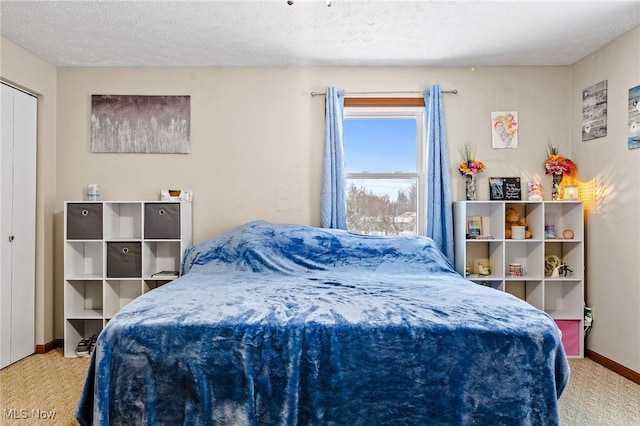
{"left": 1, "top": 0, "right": 639, "bottom": 67}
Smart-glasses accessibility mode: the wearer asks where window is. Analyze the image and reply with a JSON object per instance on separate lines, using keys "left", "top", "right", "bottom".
{"left": 343, "top": 100, "right": 426, "bottom": 236}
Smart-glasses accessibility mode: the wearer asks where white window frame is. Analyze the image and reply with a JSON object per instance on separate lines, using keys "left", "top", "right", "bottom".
{"left": 343, "top": 105, "right": 427, "bottom": 235}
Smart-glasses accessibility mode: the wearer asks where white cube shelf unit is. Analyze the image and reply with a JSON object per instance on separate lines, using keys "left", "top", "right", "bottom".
{"left": 64, "top": 201, "right": 192, "bottom": 357}
{"left": 453, "top": 201, "right": 584, "bottom": 357}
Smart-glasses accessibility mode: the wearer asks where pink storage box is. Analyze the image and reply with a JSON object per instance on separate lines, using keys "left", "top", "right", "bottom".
{"left": 555, "top": 320, "right": 581, "bottom": 356}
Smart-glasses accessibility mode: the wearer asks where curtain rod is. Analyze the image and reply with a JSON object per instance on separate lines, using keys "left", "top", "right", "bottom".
{"left": 310, "top": 89, "right": 458, "bottom": 96}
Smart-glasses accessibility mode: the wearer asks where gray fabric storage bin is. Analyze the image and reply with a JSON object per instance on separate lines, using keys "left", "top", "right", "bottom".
{"left": 107, "top": 242, "right": 141, "bottom": 278}
{"left": 144, "top": 203, "right": 180, "bottom": 239}
{"left": 67, "top": 203, "right": 103, "bottom": 239}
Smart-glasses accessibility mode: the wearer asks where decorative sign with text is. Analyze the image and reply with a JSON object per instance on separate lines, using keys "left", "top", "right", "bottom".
{"left": 582, "top": 80, "right": 607, "bottom": 141}
{"left": 489, "top": 177, "right": 521, "bottom": 200}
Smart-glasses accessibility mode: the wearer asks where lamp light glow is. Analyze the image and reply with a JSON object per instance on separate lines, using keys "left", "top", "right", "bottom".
{"left": 564, "top": 185, "right": 578, "bottom": 201}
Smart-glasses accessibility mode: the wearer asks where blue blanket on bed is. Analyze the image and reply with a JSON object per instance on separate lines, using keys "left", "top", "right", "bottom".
{"left": 77, "top": 220, "right": 569, "bottom": 425}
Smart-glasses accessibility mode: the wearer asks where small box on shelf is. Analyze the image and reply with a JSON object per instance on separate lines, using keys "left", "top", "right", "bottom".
{"left": 106, "top": 242, "right": 142, "bottom": 278}
{"left": 555, "top": 320, "right": 581, "bottom": 356}
{"left": 144, "top": 203, "right": 181, "bottom": 239}
{"left": 67, "top": 203, "right": 103, "bottom": 240}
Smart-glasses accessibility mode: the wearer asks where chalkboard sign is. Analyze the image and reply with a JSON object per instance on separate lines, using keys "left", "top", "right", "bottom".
{"left": 489, "top": 177, "right": 522, "bottom": 200}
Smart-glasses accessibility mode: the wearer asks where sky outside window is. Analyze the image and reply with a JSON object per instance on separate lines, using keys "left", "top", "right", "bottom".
{"left": 343, "top": 115, "right": 420, "bottom": 235}
{"left": 344, "top": 118, "right": 417, "bottom": 173}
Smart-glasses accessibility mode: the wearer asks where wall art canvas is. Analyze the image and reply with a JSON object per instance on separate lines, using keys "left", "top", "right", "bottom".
{"left": 581, "top": 80, "right": 607, "bottom": 141}
{"left": 91, "top": 95, "right": 190, "bottom": 153}
{"left": 628, "top": 85, "right": 640, "bottom": 150}
{"left": 491, "top": 111, "right": 518, "bottom": 148}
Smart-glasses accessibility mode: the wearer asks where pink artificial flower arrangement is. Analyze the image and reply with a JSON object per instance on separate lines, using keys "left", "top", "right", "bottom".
{"left": 544, "top": 143, "right": 577, "bottom": 176}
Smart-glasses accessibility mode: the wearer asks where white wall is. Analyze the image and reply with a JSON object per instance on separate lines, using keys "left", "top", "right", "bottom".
{"left": 55, "top": 66, "right": 573, "bottom": 236}
{"left": 1, "top": 37, "right": 57, "bottom": 348}
{"left": 571, "top": 27, "right": 640, "bottom": 373}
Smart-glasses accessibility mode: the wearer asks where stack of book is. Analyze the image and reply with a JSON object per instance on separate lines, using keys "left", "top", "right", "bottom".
{"left": 151, "top": 270, "right": 179, "bottom": 280}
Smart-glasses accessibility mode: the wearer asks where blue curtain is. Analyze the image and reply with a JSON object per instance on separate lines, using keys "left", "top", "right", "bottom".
{"left": 320, "top": 87, "right": 347, "bottom": 229}
{"left": 424, "top": 85, "right": 454, "bottom": 264}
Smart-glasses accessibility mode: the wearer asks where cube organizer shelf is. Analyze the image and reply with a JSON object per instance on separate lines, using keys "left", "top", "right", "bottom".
{"left": 63, "top": 201, "right": 192, "bottom": 357}
{"left": 453, "top": 201, "right": 584, "bottom": 357}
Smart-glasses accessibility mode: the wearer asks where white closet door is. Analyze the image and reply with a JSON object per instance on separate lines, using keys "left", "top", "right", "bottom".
{"left": 0, "top": 84, "right": 14, "bottom": 367}
{"left": 9, "top": 86, "right": 37, "bottom": 364}
{"left": 0, "top": 83, "right": 37, "bottom": 368}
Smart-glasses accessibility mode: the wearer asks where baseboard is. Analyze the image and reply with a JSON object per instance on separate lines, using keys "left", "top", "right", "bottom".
{"left": 586, "top": 349, "right": 640, "bottom": 385}
{"left": 35, "top": 339, "right": 63, "bottom": 354}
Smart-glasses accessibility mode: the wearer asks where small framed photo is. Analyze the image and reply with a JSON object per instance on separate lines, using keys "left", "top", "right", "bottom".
{"left": 466, "top": 216, "right": 483, "bottom": 238}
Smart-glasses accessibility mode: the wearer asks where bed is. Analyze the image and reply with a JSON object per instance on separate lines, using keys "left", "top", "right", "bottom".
{"left": 76, "top": 220, "right": 569, "bottom": 425}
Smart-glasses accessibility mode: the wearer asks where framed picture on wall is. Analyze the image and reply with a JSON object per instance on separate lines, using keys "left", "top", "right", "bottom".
{"left": 491, "top": 111, "right": 518, "bottom": 148}
{"left": 582, "top": 80, "right": 608, "bottom": 141}
{"left": 90, "top": 95, "right": 191, "bottom": 153}
{"left": 628, "top": 84, "right": 640, "bottom": 150}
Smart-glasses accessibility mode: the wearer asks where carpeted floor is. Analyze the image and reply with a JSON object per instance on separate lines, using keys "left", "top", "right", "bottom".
{"left": 1, "top": 349, "right": 639, "bottom": 425}
{"left": 1, "top": 349, "right": 89, "bottom": 425}
{"left": 558, "top": 357, "right": 640, "bottom": 425}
